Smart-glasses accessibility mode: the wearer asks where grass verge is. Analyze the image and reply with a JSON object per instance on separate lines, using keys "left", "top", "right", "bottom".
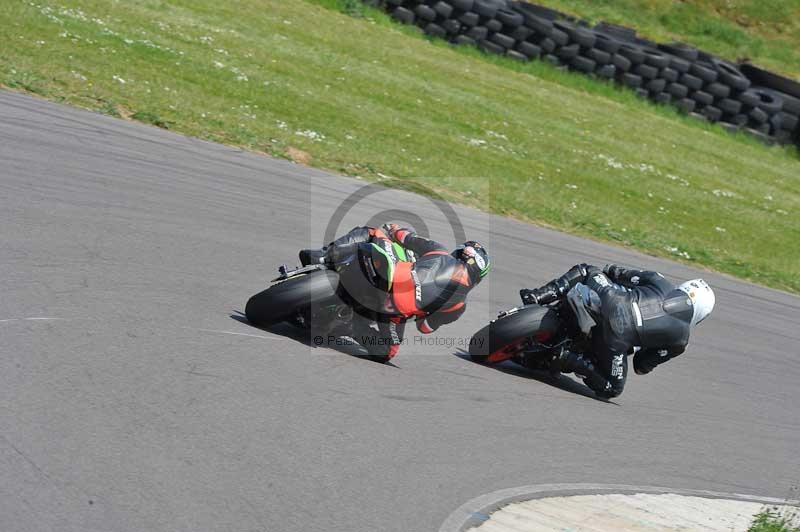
{"left": 749, "top": 508, "right": 800, "bottom": 532}
{"left": 1, "top": 0, "right": 799, "bottom": 292}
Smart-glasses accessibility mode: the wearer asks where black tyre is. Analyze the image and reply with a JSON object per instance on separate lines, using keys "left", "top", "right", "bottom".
{"left": 751, "top": 123, "right": 771, "bottom": 135}
{"left": 612, "top": 53, "right": 632, "bottom": 72}
{"left": 675, "top": 98, "right": 696, "bottom": 114}
{"left": 554, "top": 21, "right": 596, "bottom": 48}
{"left": 596, "top": 64, "right": 617, "bottom": 79}
{"left": 391, "top": 6, "right": 415, "bottom": 24}
{"left": 414, "top": 5, "right": 437, "bottom": 22}
{"left": 570, "top": 55, "right": 596, "bottom": 74}
{"left": 593, "top": 33, "right": 621, "bottom": 53}
{"left": 701, "top": 105, "right": 723, "bottom": 122}
{"left": 658, "top": 41, "right": 699, "bottom": 61}
{"left": 667, "top": 56, "right": 691, "bottom": 74}
{"left": 622, "top": 72, "right": 643, "bottom": 88}
{"left": 506, "top": 49, "right": 528, "bottom": 61}
{"left": 442, "top": 19, "right": 462, "bottom": 35}
{"left": 748, "top": 106, "right": 769, "bottom": 124}
{"left": 537, "top": 37, "right": 556, "bottom": 54}
{"left": 245, "top": 270, "right": 339, "bottom": 327}
{"left": 680, "top": 73, "right": 703, "bottom": 91}
{"left": 458, "top": 11, "right": 480, "bottom": 27}
{"left": 654, "top": 92, "right": 672, "bottom": 105}
{"left": 549, "top": 27, "right": 570, "bottom": 47}
{"left": 516, "top": 41, "right": 542, "bottom": 59}
{"left": 635, "top": 87, "right": 650, "bottom": 99}
{"left": 646, "top": 78, "right": 667, "bottom": 93}
{"left": 478, "top": 39, "right": 505, "bottom": 54}
{"left": 587, "top": 47, "right": 611, "bottom": 65}
{"left": 667, "top": 83, "right": 689, "bottom": 99}
{"left": 751, "top": 87, "right": 785, "bottom": 114}
{"left": 661, "top": 67, "right": 679, "bottom": 83}
{"left": 706, "top": 82, "right": 731, "bottom": 99}
{"left": 424, "top": 22, "right": 447, "bottom": 38}
{"left": 772, "top": 112, "right": 799, "bottom": 132}
{"left": 433, "top": 1, "right": 454, "bottom": 18}
{"left": 468, "top": 306, "right": 562, "bottom": 364}
{"left": 727, "top": 113, "right": 749, "bottom": 127}
{"left": 555, "top": 43, "right": 580, "bottom": 60}
{"left": 467, "top": 25, "right": 489, "bottom": 41}
{"left": 523, "top": 13, "right": 553, "bottom": 34}
{"left": 510, "top": 25, "right": 533, "bottom": 41}
{"left": 448, "top": 0, "right": 475, "bottom": 11}
{"left": 634, "top": 63, "right": 658, "bottom": 80}
{"left": 496, "top": 7, "right": 524, "bottom": 28}
{"left": 736, "top": 90, "right": 761, "bottom": 108}
{"left": 490, "top": 32, "right": 516, "bottom": 49}
{"left": 690, "top": 61, "right": 718, "bottom": 83}
{"left": 691, "top": 90, "right": 714, "bottom": 106}
{"left": 486, "top": 19, "right": 503, "bottom": 32}
{"left": 451, "top": 0, "right": 474, "bottom": 10}
{"left": 642, "top": 48, "right": 671, "bottom": 69}
{"left": 777, "top": 92, "right": 800, "bottom": 116}
{"left": 473, "top": 0, "right": 498, "bottom": 18}
{"left": 618, "top": 44, "right": 645, "bottom": 64}
{"left": 718, "top": 98, "right": 742, "bottom": 115}
{"left": 453, "top": 35, "right": 476, "bottom": 46}
{"left": 710, "top": 58, "right": 751, "bottom": 92}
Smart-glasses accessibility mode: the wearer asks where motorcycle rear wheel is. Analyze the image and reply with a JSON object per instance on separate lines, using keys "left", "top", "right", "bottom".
{"left": 245, "top": 270, "right": 340, "bottom": 327}
{"left": 469, "top": 305, "right": 562, "bottom": 364}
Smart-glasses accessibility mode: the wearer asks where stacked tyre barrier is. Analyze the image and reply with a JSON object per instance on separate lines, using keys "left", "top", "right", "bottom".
{"left": 376, "top": 0, "right": 800, "bottom": 147}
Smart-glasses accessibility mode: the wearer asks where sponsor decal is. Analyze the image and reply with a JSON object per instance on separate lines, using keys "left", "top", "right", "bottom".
{"left": 593, "top": 274, "right": 611, "bottom": 288}
{"left": 389, "top": 321, "right": 400, "bottom": 344}
{"left": 411, "top": 269, "right": 422, "bottom": 302}
{"left": 611, "top": 354, "right": 624, "bottom": 378}
{"left": 630, "top": 276, "right": 640, "bottom": 285}
{"left": 474, "top": 253, "right": 486, "bottom": 270}
{"left": 383, "top": 240, "right": 397, "bottom": 262}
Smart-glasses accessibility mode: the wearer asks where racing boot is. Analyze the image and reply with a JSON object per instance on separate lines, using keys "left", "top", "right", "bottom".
{"left": 553, "top": 349, "right": 615, "bottom": 398}
{"left": 299, "top": 247, "right": 327, "bottom": 266}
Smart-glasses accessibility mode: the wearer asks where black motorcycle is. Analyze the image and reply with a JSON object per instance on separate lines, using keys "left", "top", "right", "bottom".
{"left": 468, "top": 288, "right": 598, "bottom": 373}
{"left": 245, "top": 241, "right": 413, "bottom": 363}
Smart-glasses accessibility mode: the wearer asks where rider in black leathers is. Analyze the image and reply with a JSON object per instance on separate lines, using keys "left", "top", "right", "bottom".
{"left": 520, "top": 264, "right": 715, "bottom": 398}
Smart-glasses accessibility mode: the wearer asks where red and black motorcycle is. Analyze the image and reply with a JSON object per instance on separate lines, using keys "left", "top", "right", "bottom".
{"left": 468, "top": 289, "right": 597, "bottom": 372}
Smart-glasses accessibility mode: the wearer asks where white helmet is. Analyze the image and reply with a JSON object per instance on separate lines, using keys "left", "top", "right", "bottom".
{"left": 678, "top": 279, "right": 715, "bottom": 327}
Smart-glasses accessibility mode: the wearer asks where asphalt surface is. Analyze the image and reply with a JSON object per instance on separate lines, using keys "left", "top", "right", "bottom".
{"left": 1, "top": 90, "right": 799, "bottom": 532}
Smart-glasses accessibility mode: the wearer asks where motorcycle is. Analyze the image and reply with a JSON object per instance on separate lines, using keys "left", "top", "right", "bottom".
{"left": 468, "top": 286, "right": 599, "bottom": 374}
{"left": 244, "top": 240, "right": 414, "bottom": 363}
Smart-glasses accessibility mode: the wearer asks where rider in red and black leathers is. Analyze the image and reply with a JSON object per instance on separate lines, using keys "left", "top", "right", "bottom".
{"left": 301, "top": 225, "right": 490, "bottom": 361}
{"left": 520, "top": 264, "right": 714, "bottom": 398}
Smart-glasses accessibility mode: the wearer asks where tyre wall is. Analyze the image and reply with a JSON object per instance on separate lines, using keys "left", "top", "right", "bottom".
{"left": 372, "top": 0, "right": 800, "bottom": 147}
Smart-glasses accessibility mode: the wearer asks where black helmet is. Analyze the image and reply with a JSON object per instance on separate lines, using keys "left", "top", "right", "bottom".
{"left": 452, "top": 241, "right": 491, "bottom": 284}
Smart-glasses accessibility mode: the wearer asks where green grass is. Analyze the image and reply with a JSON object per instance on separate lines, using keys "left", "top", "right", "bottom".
{"left": 1, "top": 0, "right": 799, "bottom": 292}
{"left": 535, "top": 0, "right": 800, "bottom": 79}
{"left": 749, "top": 508, "right": 800, "bottom": 532}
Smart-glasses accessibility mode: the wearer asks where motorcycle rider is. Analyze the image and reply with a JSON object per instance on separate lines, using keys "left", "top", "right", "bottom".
{"left": 519, "top": 264, "right": 715, "bottom": 398}
{"left": 299, "top": 224, "right": 490, "bottom": 362}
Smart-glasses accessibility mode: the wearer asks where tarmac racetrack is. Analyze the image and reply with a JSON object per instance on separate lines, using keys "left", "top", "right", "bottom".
{"left": 1, "top": 91, "right": 799, "bottom": 532}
